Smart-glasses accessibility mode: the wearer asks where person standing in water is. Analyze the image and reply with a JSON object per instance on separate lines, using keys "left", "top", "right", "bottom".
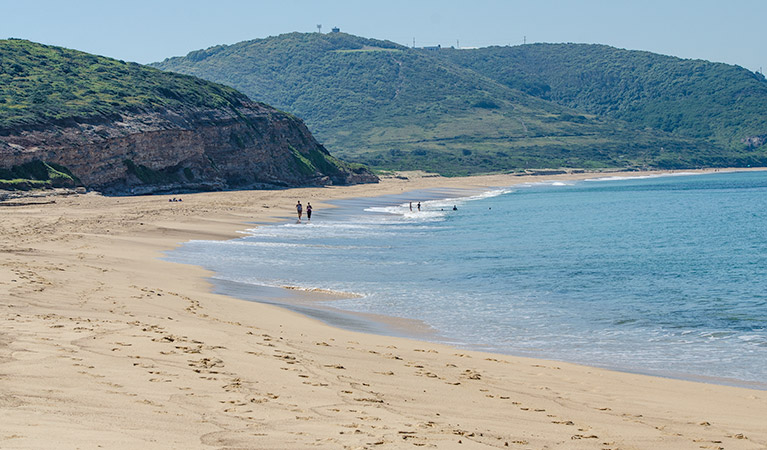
{"left": 296, "top": 201, "right": 303, "bottom": 222}
{"left": 306, "top": 202, "right": 313, "bottom": 221}
{"left": 417, "top": 202, "right": 421, "bottom": 212}
{"left": 409, "top": 202, "right": 413, "bottom": 212}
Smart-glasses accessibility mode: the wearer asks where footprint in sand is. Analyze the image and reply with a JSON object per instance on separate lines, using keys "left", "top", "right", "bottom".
{"left": 571, "top": 434, "right": 599, "bottom": 440}
{"left": 552, "top": 420, "right": 575, "bottom": 426}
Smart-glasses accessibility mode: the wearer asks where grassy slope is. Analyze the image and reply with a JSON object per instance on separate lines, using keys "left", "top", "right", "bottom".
{"left": 438, "top": 43, "right": 767, "bottom": 153}
{"left": 0, "top": 38, "right": 249, "bottom": 130}
{"left": 0, "top": 161, "right": 80, "bottom": 190}
{"left": 154, "top": 32, "right": 722, "bottom": 175}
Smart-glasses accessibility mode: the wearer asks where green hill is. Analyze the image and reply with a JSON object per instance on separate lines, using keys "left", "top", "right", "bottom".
{"left": 437, "top": 43, "right": 767, "bottom": 154}
{"left": 0, "top": 39, "right": 376, "bottom": 192}
{"left": 0, "top": 38, "right": 251, "bottom": 130}
{"left": 153, "top": 32, "right": 734, "bottom": 175}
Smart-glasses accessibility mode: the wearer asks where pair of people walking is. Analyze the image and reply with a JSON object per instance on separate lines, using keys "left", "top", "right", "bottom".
{"left": 295, "top": 201, "right": 312, "bottom": 223}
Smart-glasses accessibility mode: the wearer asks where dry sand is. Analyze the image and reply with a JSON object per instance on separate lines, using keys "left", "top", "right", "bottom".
{"left": 1, "top": 170, "right": 765, "bottom": 450}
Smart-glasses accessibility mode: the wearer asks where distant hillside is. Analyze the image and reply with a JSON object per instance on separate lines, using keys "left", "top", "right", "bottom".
{"left": 153, "top": 32, "right": 730, "bottom": 175}
{"left": 438, "top": 43, "right": 767, "bottom": 154}
{"left": 0, "top": 39, "right": 376, "bottom": 193}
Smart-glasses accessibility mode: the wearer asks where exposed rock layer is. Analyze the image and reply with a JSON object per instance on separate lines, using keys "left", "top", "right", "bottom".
{"left": 0, "top": 100, "right": 377, "bottom": 194}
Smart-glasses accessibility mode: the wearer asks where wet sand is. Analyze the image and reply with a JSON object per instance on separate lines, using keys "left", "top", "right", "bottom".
{"left": 1, "top": 170, "right": 766, "bottom": 449}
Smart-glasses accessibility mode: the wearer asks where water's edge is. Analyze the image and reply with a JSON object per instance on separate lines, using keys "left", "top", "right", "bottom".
{"left": 168, "top": 174, "right": 767, "bottom": 391}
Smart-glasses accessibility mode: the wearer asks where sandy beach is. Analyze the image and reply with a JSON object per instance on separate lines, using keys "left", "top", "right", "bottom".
{"left": 1, "top": 170, "right": 766, "bottom": 450}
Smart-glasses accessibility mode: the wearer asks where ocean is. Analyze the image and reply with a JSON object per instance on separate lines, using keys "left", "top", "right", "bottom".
{"left": 166, "top": 170, "right": 767, "bottom": 388}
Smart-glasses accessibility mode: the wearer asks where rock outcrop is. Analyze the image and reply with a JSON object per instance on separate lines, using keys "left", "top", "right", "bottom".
{"left": 742, "top": 135, "right": 767, "bottom": 148}
{"left": 0, "top": 100, "right": 377, "bottom": 194}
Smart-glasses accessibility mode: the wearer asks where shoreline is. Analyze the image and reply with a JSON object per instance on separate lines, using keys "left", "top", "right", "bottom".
{"left": 186, "top": 169, "right": 767, "bottom": 391}
{"left": 2, "top": 168, "right": 766, "bottom": 449}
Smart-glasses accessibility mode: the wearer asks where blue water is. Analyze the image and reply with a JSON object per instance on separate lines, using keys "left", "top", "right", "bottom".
{"left": 167, "top": 171, "right": 767, "bottom": 388}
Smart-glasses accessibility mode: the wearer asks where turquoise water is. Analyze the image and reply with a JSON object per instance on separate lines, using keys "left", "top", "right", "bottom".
{"left": 167, "top": 171, "right": 767, "bottom": 388}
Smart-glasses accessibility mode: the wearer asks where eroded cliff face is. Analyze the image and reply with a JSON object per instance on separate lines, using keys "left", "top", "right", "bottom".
{"left": 0, "top": 100, "right": 377, "bottom": 194}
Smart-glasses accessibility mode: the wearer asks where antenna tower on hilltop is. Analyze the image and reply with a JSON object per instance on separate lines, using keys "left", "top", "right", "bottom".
{"left": 317, "top": 24, "right": 322, "bottom": 34}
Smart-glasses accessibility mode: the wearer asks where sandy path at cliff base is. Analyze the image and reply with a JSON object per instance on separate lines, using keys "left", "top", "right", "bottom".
{"left": 1, "top": 170, "right": 766, "bottom": 450}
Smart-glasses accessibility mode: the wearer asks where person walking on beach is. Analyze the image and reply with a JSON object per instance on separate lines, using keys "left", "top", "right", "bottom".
{"left": 306, "top": 202, "right": 312, "bottom": 221}
{"left": 296, "top": 201, "right": 303, "bottom": 222}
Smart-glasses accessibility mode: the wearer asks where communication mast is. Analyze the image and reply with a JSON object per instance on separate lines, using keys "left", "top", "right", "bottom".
{"left": 317, "top": 24, "right": 322, "bottom": 34}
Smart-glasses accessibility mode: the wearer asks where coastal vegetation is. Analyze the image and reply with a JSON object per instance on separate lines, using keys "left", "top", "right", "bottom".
{"left": 153, "top": 32, "right": 767, "bottom": 175}
{"left": 0, "top": 160, "right": 80, "bottom": 190}
{"left": 0, "top": 38, "right": 249, "bottom": 130}
{"left": 438, "top": 43, "right": 767, "bottom": 152}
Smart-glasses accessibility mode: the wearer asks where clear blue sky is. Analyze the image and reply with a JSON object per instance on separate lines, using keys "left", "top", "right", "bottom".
{"left": 4, "top": 0, "right": 765, "bottom": 73}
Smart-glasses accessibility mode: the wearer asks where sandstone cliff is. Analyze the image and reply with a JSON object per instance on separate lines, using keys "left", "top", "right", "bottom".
{"left": 0, "top": 101, "right": 377, "bottom": 194}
